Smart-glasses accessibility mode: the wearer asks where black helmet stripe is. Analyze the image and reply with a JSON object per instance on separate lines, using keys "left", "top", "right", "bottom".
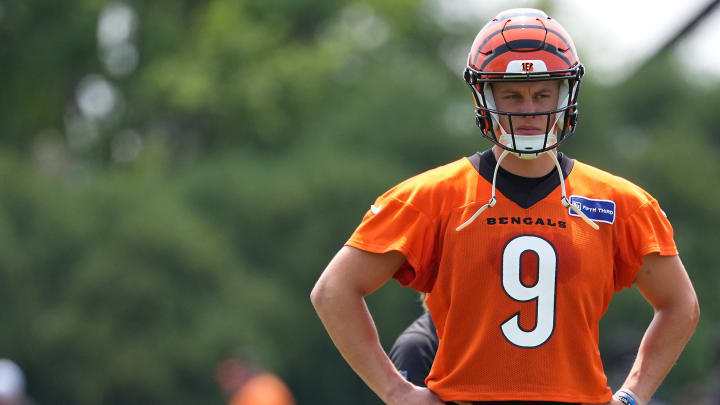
{"left": 472, "top": 25, "right": 575, "bottom": 66}
{"left": 479, "top": 40, "right": 573, "bottom": 70}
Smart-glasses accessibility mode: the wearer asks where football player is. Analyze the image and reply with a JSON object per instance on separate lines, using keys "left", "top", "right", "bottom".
{"left": 311, "top": 8, "right": 699, "bottom": 405}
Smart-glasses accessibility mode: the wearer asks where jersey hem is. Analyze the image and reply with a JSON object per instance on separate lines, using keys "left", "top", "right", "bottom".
{"left": 439, "top": 392, "right": 612, "bottom": 403}
{"left": 639, "top": 243, "right": 678, "bottom": 258}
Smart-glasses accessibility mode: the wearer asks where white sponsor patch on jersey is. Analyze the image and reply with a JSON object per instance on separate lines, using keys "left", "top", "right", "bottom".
{"left": 568, "top": 195, "right": 616, "bottom": 224}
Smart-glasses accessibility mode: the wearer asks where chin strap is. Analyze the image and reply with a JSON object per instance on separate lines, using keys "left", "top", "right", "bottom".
{"left": 548, "top": 151, "right": 599, "bottom": 230}
{"left": 456, "top": 150, "right": 599, "bottom": 231}
{"left": 456, "top": 149, "right": 510, "bottom": 231}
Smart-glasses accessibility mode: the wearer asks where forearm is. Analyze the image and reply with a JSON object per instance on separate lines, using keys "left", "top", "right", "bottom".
{"left": 620, "top": 304, "right": 699, "bottom": 403}
{"left": 311, "top": 283, "right": 414, "bottom": 404}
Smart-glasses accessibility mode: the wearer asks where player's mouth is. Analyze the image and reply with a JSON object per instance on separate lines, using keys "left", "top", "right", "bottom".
{"left": 513, "top": 126, "right": 544, "bottom": 135}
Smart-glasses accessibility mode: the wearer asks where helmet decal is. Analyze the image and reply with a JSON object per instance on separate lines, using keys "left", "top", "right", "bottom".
{"left": 506, "top": 60, "right": 547, "bottom": 73}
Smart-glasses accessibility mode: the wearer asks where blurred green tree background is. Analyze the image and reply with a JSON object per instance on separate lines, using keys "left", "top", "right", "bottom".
{"left": 0, "top": 0, "right": 718, "bottom": 404}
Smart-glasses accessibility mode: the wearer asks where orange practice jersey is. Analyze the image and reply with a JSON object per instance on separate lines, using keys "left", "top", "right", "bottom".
{"left": 346, "top": 151, "right": 677, "bottom": 403}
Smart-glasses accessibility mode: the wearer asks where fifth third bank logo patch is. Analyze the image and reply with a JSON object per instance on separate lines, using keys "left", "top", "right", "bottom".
{"left": 569, "top": 196, "right": 616, "bottom": 224}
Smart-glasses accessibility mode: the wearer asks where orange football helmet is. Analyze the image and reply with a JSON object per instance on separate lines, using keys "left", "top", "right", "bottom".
{"left": 464, "top": 8, "right": 584, "bottom": 157}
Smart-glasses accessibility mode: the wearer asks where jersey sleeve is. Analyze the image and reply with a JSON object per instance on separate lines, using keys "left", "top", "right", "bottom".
{"left": 345, "top": 191, "right": 439, "bottom": 292}
{"left": 613, "top": 198, "right": 678, "bottom": 290}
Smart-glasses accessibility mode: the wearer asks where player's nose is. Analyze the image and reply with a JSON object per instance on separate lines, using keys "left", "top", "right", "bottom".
{"left": 520, "top": 96, "right": 540, "bottom": 114}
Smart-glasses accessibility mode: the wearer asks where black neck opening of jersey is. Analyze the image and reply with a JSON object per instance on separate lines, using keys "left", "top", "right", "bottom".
{"left": 467, "top": 149, "right": 575, "bottom": 209}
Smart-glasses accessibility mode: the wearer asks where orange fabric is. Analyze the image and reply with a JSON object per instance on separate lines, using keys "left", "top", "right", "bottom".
{"left": 346, "top": 156, "right": 677, "bottom": 403}
{"left": 230, "top": 373, "right": 295, "bottom": 405}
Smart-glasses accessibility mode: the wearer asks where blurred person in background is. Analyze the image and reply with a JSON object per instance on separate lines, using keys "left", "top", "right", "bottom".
{"left": 311, "top": 7, "right": 699, "bottom": 405}
{"left": 216, "top": 354, "right": 295, "bottom": 405}
{"left": 388, "top": 294, "right": 437, "bottom": 388}
{"left": 0, "top": 359, "right": 28, "bottom": 405}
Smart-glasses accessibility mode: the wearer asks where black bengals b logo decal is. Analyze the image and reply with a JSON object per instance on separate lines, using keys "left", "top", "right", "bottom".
{"left": 521, "top": 62, "right": 534, "bottom": 72}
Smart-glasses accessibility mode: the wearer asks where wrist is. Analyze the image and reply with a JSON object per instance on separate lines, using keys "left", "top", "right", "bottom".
{"left": 383, "top": 376, "right": 415, "bottom": 405}
{"left": 613, "top": 388, "right": 644, "bottom": 405}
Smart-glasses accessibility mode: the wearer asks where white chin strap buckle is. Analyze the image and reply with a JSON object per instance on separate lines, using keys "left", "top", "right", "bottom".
{"left": 517, "top": 151, "right": 544, "bottom": 160}
{"left": 498, "top": 133, "right": 556, "bottom": 159}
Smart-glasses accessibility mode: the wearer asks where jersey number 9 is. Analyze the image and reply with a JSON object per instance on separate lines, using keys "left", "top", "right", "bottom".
{"left": 500, "top": 235, "right": 557, "bottom": 348}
